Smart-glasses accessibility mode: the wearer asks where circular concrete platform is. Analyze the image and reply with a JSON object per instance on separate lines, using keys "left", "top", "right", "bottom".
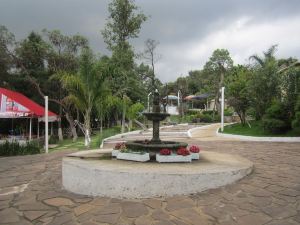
{"left": 62, "top": 150, "right": 253, "bottom": 198}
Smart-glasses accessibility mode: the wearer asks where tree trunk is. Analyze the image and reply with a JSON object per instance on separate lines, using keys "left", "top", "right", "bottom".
{"left": 58, "top": 105, "right": 63, "bottom": 141}
{"left": 237, "top": 111, "right": 246, "bottom": 126}
{"left": 216, "top": 67, "right": 225, "bottom": 116}
{"left": 214, "top": 92, "right": 221, "bottom": 115}
{"left": 84, "top": 109, "right": 91, "bottom": 148}
{"left": 100, "top": 117, "right": 103, "bottom": 134}
{"left": 128, "top": 120, "right": 132, "bottom": 131}
{"left": 65, "top": 111, "right": 78, "bottom": 142}
{"left": 121, "top": 95, "right": 126, "bottom": 133}
{"left": 76, "top": 108, "right": 80, "bottom": 134}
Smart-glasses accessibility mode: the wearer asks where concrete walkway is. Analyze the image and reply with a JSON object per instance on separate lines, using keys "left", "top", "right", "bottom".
{"left": 189, "top": 123, "right": 240, "bottom": 141}
{"left": 0, "top": 124, "right": 300, "bottom": 225}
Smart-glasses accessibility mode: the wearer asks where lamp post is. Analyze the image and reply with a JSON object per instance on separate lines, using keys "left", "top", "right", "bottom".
{"left": 45, "top": 96, "right": 48, "bottom": 154}
{"left": 178, "top": 90, "right": 183, "bottom": 116}
{"left": 221, "top": 87, "right": 225, "bottom": 132}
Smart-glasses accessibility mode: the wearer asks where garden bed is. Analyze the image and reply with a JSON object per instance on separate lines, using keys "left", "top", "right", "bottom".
{"left": 223, "top": 121, "right": 300, "bottom": 137}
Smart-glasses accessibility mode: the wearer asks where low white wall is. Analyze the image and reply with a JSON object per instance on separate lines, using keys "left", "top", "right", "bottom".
{"left": 187, "top": 123, "right": 217, "bottom": 138}
{"left": 62, "top": 151, "right": 253, "bottom": 199}
{"left": 217, "top": 127, "right": 300, "bottom": 142}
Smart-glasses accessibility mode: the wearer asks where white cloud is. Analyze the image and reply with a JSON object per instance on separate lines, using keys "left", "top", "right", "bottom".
{"left": 156, "top": 15, "right": 300, "bottom": 82}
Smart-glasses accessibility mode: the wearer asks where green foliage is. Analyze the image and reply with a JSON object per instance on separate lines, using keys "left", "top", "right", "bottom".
{"left": 262, "top": 119, "right": 288, "bottom": 134}
{"left": 202, "top": 110, "right": 215, "bottom": 115}
{"left": 0, "top": 25, "right": 15, "bottom": 85}
{"left": 249, "top": 45, "right": 281, "bottom": 119}
{"left": 292, "top": 95, "right": 300, "bottom": 129}
{"left": 0, "top": 141, "right": 41, "bottom": 156}
{"left": 227, "top": 65, "right": 251, "bottom": 125}
{"left": 197, "top": 113, "right": 213, "bottom": 123}
{"left": 49, "top": 135, "right": 59, "bottom": 144}
{"left": 224, "top": 120, "right": 299, "bottom": 137}
{"left": 58, "top": 47, "right": 109, "bottom": 145}
{"left": 224, "top": 108, "right": 234, "bottom": 116}
{"left": 203, "top": 49, "right": 233, "bottom": 114}
{"left": 292, "top": 112, "right": 300, "bottom": 130}
{"left": 127, "top": 102, "right": 144, "bottom": 120}
{"left": 262, "top": 101, "right": 289, "bottom": 134}
{"left": 102, "top": 0, "right": 147, "bottom": 49}
{"left": 204, "top": 49, "right": 233, "bottom": 73}
{"left": 52, "top": 127, "right": 121, "bottom": 151}
{"left": 16, "top": 32, "right": 49, "bottom": 75}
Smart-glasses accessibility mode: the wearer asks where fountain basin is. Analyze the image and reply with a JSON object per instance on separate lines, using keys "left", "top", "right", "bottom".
{"left": 125, "top": 140, "right": 188, "bottom": 158}
{"left": 62, "top": 150, "right": 253, "bottom": 198}
{"left": 143, "top": 112, "right": 170, "bottom": 121}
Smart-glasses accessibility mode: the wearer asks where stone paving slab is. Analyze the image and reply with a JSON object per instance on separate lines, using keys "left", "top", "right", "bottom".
{"left": 0, "top": 125, "right": 300, "bottom": 224}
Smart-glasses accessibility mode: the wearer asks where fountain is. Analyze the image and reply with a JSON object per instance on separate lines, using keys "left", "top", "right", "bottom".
{"left": 126, "top": 89, "right": 187, "bottom": 159}
{"left": 62, "top": 87, "right": 253, "bottom": 198}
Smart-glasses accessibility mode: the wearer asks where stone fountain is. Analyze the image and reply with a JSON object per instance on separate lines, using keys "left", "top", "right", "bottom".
{"left": 126, "top": 89, "right": 187, "bottom": 159}
{"left": 62, "top": 89, "right": 253, "bottom": 198}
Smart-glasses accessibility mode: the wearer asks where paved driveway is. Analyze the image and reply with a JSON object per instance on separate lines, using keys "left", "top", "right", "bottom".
{"left": 0, "top": 124, "right": 299, "bottom": 225}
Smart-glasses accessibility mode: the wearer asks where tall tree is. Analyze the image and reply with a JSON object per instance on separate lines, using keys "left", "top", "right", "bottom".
{"left": 102, "top": 0, "right": 147, "bottom": 133}
{"left": 227, "top": 65, "right": 252, "bottom": 125}
{"left": 14, "top": 32, "right": 51, "bottom": 103}
{"left": 0, "top": 25, "right": 15, "bottom": 87}
{"left": 142, "top": 39, "right": 160, "bottom": 90}
{"left": 203, "top": 49, "right": 233, "bottom": 114}
{"left": 249, "top": 45, "right": 281, "bottom": 119}
{"left": 43, "top": 30, "right": 88, "bottom": 140}
{"left": 58, "top": 48, "right": 108, "bottom": 147}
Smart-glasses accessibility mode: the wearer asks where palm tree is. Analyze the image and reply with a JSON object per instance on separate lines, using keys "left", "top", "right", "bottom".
{"left": 249, "top": 45, "right": 280, "bottom": 119}
{"left": 249, "top": 45, "right": 278, "bottom": 66}
{"left": 58, "top": 48, "right": 108, "bottom": 147}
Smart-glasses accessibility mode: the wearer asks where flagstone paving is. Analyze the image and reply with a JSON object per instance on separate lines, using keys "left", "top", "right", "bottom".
{"left": 0, "top": 124, "right": 300, "bottom": 224}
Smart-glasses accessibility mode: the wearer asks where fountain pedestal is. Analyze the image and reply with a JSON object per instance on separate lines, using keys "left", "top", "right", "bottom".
{"left": 126, "top": 89, "right": 187, "bottom": 158}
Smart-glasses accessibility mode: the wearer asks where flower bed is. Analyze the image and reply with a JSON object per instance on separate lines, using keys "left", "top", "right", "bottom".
{"left": 189, "top": 145, "right": 200, "bottom": 160}
{"left": 177, "top": 147, "right": 190, "bottom": 156}
{"left": 156, "top": 153, "right": 192, "bottom": 163}
{"left": 117, "top": 152, "right": 150, "bottom": 162}
{"left": 160, "top": 148, "right": 171, "bottom": 155}
{"left": 156, "top": 145, "right": 201, "bottom": 162}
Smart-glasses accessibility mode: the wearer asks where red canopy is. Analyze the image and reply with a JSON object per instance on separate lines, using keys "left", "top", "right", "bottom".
{"left": 0, "top": 88, "right": 57, "bottom": 121}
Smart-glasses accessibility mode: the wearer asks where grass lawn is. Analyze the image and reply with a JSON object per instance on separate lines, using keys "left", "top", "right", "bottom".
{"left": 223, "top": 120, "right": 300, "bottom": 137}
{"left": 50, "top": 127, "right": 120, "bottom": 152}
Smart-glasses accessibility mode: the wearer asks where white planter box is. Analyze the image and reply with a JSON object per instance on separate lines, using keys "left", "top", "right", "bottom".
{"left": 156, "top": 154, "right": 192, "bottom": 163}
{"left": 191, "top": 152, "right": 200, "bottom": 160}
{"left": 111, "top": 150, "right": 120, "bottom": 157}
{"left": 117, "top": 152, "right": 150, "bottom": 162}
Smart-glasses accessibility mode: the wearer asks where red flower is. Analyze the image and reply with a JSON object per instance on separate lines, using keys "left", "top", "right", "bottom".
{"left": 114, "top": 142, "right": 126, "bottom": 150}
{"left": 160, "top": 148, "right": 171, "bottom": 155}
{"left": 177, "top": 147, "right": 190, "bottom": 156}
{"left": 189, "top": 145, "right": 200, "bottom": 153}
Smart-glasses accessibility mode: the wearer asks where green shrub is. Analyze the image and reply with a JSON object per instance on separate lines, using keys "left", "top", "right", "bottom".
{"left": 224, "top": 109, "right": 234, "bottom": 116}
{"left": 186, "top": 110, "right": 199, "bottom": 116}
{"left": 213, "top": 115, "right": 221, "bottom": 122}
{"left": 264, "top": 101, "right": 287, "bottom": 121}
{"left": 262, "top": 118, "right": 287, "bottom": 134}
{"left": 197, "top": 113, "right": 213, "bottom": 123}
{"left": 0, "top": 141, "right": 41, "bottom": 156}
{"left": 262, "top": 101, "right": 289, "bottom": 134}
{"left": 49, "top": 135, "right": 59, "bottom": 144}
{"left": 202, "top": 110, "right": 215, "bottom": 115}
{"left": 292, "top": 96, "right": 300, "bottom": 130}
{"left": 292, "top": 112, "right": 300, "bottom": 129}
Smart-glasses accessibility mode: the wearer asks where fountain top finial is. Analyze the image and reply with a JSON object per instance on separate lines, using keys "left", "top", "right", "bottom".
{"left": 152, "top": 89, "right": 160, "bottom": 113}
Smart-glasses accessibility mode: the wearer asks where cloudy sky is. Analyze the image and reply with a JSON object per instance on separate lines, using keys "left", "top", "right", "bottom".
{"left": 1, "top": 0, "right": 300, "bottom": 82}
